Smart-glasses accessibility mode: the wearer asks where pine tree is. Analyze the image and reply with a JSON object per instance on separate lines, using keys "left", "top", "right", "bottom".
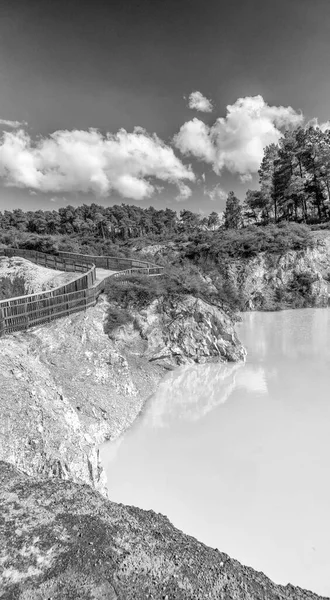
{"left": 258, "top": 144, "right": 279, "bottom": 222}
{"left": 224, "top": 192, "right": 242, "bottom": 229}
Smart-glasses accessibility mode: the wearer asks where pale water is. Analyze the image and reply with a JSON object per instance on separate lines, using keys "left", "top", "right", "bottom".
{"left": 100, "top": 309, "right": 330, "bottom": 596}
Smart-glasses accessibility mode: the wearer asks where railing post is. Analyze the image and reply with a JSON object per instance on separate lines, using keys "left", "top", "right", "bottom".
{"left": 0, "top": 308, "right": 4, "bottom": 337}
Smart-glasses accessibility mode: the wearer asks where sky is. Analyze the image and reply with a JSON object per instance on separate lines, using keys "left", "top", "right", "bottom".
{"left": 0, "top": 0, "right": 330, "bottom": 214}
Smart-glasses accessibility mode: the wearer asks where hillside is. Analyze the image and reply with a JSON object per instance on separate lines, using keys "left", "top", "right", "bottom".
{"left": 1, "top": 460, "right": 328, "bottom": 600}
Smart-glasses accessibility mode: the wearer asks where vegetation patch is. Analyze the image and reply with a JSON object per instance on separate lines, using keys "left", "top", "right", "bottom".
{"left": 180, "top": 223, "right": 315, "bottom": 265}
{"left": 104, "top": 263, "right": 229, "bottom": 333}
{"left": 0, "top": 275, "right": 27, "bottom": 301}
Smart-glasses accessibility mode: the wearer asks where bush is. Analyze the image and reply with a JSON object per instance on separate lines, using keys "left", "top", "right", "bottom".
{"left": 181, "top": 223, "right": 315, "bottom": 265}
{"left": 103, "top": 306, "right": 134, "bottom": 335}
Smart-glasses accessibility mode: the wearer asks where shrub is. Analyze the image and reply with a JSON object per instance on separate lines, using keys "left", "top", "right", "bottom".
{"left": 104, "top": 306, "right": 134, "bottom": 335}
{"left": 181, "top": 223, "right": 315, "bottom": 265}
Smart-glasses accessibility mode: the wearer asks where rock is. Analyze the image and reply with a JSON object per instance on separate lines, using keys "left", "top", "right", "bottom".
{"left": 220, "top": 242, "right": 330, "bottom": 310}
{"left": 0, "top": 461, "right": 327, "bottom": 600}
{"left": 113, "top": 295, "right": 246, "bottom": 369}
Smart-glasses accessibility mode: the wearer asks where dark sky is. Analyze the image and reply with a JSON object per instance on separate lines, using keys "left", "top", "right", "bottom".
{"left": 1, "top": 0, "right": 330, "bottom": 212}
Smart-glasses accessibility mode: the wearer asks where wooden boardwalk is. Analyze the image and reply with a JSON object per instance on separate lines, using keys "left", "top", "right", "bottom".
{"left": 0, "top": 249, "right": 163, "bottom": 337}
{"left": 93, "top": 268, "right": 118, "bottom": 286}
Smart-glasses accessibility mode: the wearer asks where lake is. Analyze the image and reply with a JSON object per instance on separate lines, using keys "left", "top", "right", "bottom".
{"left": 100, "top": 309, "right": 330, "bottom": 596}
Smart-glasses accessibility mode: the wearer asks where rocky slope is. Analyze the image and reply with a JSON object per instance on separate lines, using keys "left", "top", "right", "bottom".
{"left": 1, "top": 461, "right": 328, "bottom": 600}
{"left": 133, "top": 232, "right": 330, "bottom": 310}
{"left": 0, "top": 259, "right": 245, "bottom": 497}
{"left": 218, "top": 236, "right": 330, "bottom": 310}
{"left": 0, "top": 299, "right": 162, "bottom": 497}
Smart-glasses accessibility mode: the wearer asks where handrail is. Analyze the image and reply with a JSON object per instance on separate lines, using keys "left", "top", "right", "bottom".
{"left": 0, "top": 247, "right": 163, "bottom": 336}
{"left": 0, "top": 265, "right": 95, "bottom": 307}
{"left": 57, "top": 251, "right": 160, "bottom": 270}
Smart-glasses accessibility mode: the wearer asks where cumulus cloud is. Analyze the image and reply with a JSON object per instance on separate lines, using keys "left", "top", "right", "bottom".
{"left": 206, "top": 184, "right": 227, "bottom": 202}
{"left": 174, "top": 95, "right": 303, "bottom": 180}
{"left": 306, "top": 117, "right": 330, "bottom": 132}
{"left": 0, "top": 126, "right": 195, "bottom": 200}
{"left": 0, "top": 119, "right": 25, "bottom": 129}
{"left": 188, "top": 91, "right": 213, "bottom": 113}
{"left": 176, "top": 182, "right": 192, "bottom": 201}
{"left": 319, "top": 122, "right": 330, "bottom": 133}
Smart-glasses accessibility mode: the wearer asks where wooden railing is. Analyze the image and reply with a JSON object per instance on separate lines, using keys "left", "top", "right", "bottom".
{"left": 57, "top": 251, "right": 160, "bottom": 271}
{"left": 0, "top": 248, "right": 163, "bottom": 336}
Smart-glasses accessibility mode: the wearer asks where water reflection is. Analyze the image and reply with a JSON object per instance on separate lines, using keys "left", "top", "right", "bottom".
{"left": 239, "top": 308, "right": 330, "bottom": 361}
{"left": 144, "top": 361, "right": 267, "bottom": 428}
{"left": 101, "top": 308, "right": 330, "bottom": 596}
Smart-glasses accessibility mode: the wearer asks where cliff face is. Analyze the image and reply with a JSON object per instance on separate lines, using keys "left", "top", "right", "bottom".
{"left": 1, "top": 461, "right": 328, "bottom": 600}
{"left": 219, "top": 236, "right": 330, "bottom": 310}
{"left": 134, "top": 233, "right": 330, "bottom": 310}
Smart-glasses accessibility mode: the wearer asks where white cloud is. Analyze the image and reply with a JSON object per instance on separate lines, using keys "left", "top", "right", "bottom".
{"left": 176, "top": 182, "right": 192, "bottom": 201}
{"left": 0, "top": 126, "right": 195, "bottom": 201}
{"left": 240, "top": 173, "right": 253, "bottom": 183}
{"left": 174, "top": 95, "right": 303, "bottom": 180}
{"left": 49, "top": 196, "right": 67, "bottom": 203}
{"left": 206, "top": 184, "right": 227, "bottom": 202}
{"left": 0, "top": 119, "right": 25, "bottom": 129}
{"left": 188, "top": 91, "right": 213, "bottom": 113}
{"left": 306, "top": 117, "right": 330, "bottom": 132}
{"left": 319, "top": 122, "right": 330, "bottom": 133}
{"left": 174, "top": 118, "right": 214, "bottom": 162}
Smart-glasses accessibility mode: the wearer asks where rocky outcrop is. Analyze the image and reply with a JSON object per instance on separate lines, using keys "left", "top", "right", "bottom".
{"left": 1, "top": 461, "right": 328, "bottom": 600}
{"left": 135, "top": 233, "right": 330, "bottom": 310}
{"left": 113, "top": 295, "right": 246, "bottom": 369}
{"left": 219, "top": 237, "right": 330, "bottom": 310}
{"left": 0, "top": 280, "right": 244, "bottom": 496}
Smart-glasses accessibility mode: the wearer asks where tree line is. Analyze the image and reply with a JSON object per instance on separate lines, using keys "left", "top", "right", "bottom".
{"left": 225, "top": 126, "right": 330, "bottom": 228}
{"left": 0, "top": 204, "right": 222, "bottom": 240}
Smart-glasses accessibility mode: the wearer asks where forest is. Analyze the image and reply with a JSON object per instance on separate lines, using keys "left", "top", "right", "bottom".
{"left": 0, "top": 203, "right": 221, "bottom": 241}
